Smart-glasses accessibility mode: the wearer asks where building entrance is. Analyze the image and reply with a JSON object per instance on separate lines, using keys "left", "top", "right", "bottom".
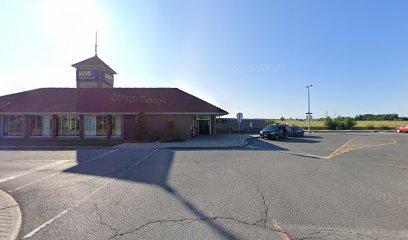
{"left": 194, "top": 115, "right": 211, "bottom": 135}
{"left": 197, "top": 120, "right": 210, "bottom": 135}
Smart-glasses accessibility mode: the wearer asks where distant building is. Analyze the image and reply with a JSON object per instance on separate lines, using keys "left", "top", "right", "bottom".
{"left": 0, "top": 54, "right": 228, "bottom": 140}
{"left": 216, "top": 118, "right": 269, "bottom": 134}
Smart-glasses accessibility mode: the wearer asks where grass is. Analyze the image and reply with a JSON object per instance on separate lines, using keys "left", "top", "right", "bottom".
{"left": 274, "top": 120, "right": 408, "bottom": 130}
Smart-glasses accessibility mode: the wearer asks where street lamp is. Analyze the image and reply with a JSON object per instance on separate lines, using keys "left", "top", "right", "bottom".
{"left": 306, "top": 84, "right": 313, "bottom": 133}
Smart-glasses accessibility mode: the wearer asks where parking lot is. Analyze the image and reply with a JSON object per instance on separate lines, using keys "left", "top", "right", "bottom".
{"left": 0, "top": 132, "right": 407, "bottom": 240}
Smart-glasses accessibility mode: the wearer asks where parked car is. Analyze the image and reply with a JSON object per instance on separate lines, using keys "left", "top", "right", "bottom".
{"left": 395, "top": 125, "right": 408, "bottom": 133}
{"left": 289, "top": 126, "right": 304, "bottom": 137}
{"left": 260, "top": 124, "right": 291, "bottom": 140}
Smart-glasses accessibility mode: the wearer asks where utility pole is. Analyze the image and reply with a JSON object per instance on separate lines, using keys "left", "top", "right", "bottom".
{"left": 306, "top": 84, "right": 313, "bottom": 133}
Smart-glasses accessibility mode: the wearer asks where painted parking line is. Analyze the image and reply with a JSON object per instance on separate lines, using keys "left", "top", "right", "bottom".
{"left": 22, "top": 149, "right": 158, "bottom": 239}
{"left": 4, "top": 149, "right": 119, "bottom": 191}
{"left": 9, "top": 173, "right": 59, "bottom": 193}
{"left": 326, "top": 138, "right": 397, "bottom": 159}
{"left": 0, "top": 160, "right": 71, "bottom": 184}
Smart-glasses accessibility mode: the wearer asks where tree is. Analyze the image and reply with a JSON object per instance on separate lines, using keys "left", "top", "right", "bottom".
{"left": 324, "top": 116, "right": 356, "bottom": 130}
{"left": 135, "top": 110, "right": 147, "bottom": 141}
{"left": 324, "top": 117, "right": 336, "bottom": 130}
{"left": 343, "top": 117, "right": 357, "bottom": 129}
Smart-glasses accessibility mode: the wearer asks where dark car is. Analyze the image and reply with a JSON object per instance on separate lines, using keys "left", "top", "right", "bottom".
{"left": 260, "top": 124, "right": 291, "bottom": 140}
{"left": 289, "top": 126, "right": 304, "bottom": 137}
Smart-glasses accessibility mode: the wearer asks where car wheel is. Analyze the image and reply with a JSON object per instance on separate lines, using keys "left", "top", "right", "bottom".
{"left": 397, "top": 129, "right": 401, "bottom": 133}
{"left": 301, "top": 132, "right": 304, "bottom": 137}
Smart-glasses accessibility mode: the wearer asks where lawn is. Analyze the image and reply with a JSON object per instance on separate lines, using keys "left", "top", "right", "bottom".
{"left": 274, "top": 120, "right": 408, "bottom": 130}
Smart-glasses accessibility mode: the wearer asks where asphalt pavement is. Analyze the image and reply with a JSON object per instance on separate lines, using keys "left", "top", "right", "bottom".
{"left": 0, "top": 132, "right": 407, "bottom": 240}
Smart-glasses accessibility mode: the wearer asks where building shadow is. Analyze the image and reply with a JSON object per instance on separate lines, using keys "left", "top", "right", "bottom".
{"left": 64, "top": 149, "right": 240, "bottom": 240}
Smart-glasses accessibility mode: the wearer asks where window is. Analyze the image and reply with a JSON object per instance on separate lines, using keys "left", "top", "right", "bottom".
{"left": 112, "top": 115, "right": 121, "bottom": 136}
{"left": 29, "top": 115, "right": 51, "bottom": 136}
{"left": 2, "top": 115, "right": 24, "bottom": 136}
{"left": 57, "top": 115, "right": 79, "bottom": 136}
{"left": 84, "top": 115, "right": 96, "bottom": 136}
{"left": 84, "top": 115, "right": 111, "bottom": 136}
{"left": 96, "top": 115, "right": 108, "bottom": 136}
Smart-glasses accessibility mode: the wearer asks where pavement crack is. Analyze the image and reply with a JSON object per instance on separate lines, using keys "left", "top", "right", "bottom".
{"left": 232, "top": 165, "right": 269, "bottom": 228}
{"left": 93, "top": 203, "right": 119, "bottom": 240}
{"left": 110, "top": 216, "right": 290, "bottom": 239}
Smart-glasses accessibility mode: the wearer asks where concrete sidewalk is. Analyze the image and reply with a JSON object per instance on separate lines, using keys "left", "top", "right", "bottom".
{"left": 118, "top": 134, "right": 252, "bottom": 149}
{"left": 0, "top": 190, "right": 21, "bottom": 240}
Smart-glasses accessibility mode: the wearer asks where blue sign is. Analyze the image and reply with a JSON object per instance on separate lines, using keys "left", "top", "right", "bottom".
{"left": 103, "top": 72, "right": 114, "bottom": 85}
{"left": 77, "top": 69, "right": 98, "bottom": 80}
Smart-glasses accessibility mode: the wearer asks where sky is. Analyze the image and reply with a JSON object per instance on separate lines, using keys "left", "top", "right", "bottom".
{"left": 1, "top": 0, "right": 407, "bottom": 119}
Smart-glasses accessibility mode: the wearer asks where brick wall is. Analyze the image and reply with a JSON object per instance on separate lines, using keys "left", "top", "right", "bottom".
{"left": 123, "top": 114, "right": 192, "bottom": 140}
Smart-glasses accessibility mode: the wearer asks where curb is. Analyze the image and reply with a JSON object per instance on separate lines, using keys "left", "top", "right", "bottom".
{"left": 0, "top": 146, "right": 117, "bottom": 150}
{"left": 309, "top": 130, "right": 395, "bottom": 133}
{"left": 0, "top": 190, "right": 22, "bottom": 240}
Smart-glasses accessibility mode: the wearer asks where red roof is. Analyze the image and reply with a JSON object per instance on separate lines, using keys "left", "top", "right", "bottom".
{"left": 0, "top": 88, "right": 228, "bottom": 115}
{"left": 72, "top": 55, "right": 117, "bottom": 74}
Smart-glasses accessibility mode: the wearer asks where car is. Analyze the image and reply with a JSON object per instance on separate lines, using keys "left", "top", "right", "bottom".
{"left": 289, "top": 126, "right": 304, "bottom": 137}
{"left": 395, "top": 125, "right": 408, "bottom": 133}
{"left": 260, "top": 124, "right": 291, "bottom": 140}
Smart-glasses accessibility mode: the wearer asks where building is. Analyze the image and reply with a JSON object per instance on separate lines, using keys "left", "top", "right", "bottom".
{"left": 216, "top": 118, "right": 269, "bottom": 134}
{"left": 0, "top": 54, "right": 228, "bottom": 140}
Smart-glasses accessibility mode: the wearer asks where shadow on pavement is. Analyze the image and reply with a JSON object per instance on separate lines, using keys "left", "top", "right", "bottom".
{"left": 300, "top": 135, "right": 323, "bottom": 139}
{"left": 276, "top": 137, "right": 320, "bottom": 144}
{"left": 64, "top": 149, "right": 240, "bottom": 240}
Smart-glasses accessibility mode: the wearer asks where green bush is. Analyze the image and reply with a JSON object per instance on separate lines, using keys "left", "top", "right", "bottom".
{"left": 324, "top": 117, "right": 336, "bottom": 130}
{"left": 366, "top": 124, "right": 375, "bottom": 130}
{"left": 324, "top": 116, "right": 357, "bottom": 130}
{"left": 379, "top": 124, "right": 391, "bottom": 130}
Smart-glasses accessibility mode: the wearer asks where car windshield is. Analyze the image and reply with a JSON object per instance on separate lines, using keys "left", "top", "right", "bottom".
{"left": 265, "top": 125, "right": 278, "bottom": 131}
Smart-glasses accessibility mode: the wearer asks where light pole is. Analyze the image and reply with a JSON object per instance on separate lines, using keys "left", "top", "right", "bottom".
{"left": 306, "top": 84, "right": 313, "bottom": 133}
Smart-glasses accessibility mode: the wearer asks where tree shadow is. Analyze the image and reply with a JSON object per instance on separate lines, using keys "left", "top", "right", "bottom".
{"left": 64, "top": 149, "right": 240, "bottom": 240}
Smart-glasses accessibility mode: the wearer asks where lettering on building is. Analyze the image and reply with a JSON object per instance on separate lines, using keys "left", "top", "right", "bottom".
{"left": 111, "top": 94, "right": 168, "bottom": 105}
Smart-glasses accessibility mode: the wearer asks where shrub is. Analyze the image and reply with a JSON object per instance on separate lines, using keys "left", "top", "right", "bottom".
{"left": 324, "top": 117, "right": 336, "bottom": 130}
{"left": 343, "top": 117, "right": 357, "bottom": 129}
{"left": 366, "top": 124, "right": 375, "bottom": 130}
{"left": 324, "top": 116, "right": 357, "bottom": 130}
{"left": 380, "top": 124, "right": 391, "bottom": 130}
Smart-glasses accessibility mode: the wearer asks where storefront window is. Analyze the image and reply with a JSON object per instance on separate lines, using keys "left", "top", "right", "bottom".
{"left": 96, "top": 115, "right": 108, "bottom": 136}
{"left": 84, "top": 115, "right": 110, "bottom": 136}
{"left": 29, "top": 115, "right": 51, "bottom": 136}
{"left": 2, "top": 115, "right": 24, "bottom": 136}
{"left": 112, "top": 115, "right": 121, "bottom": 136}
{"left": 57, "top": 115, "right": 79, "bottom": 136}
{"left": 84, "top": 115, "right": 96, "bottom": 136}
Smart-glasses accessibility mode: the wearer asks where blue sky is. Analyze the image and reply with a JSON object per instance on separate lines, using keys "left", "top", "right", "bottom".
{"left": 1, "top": 0, "right": 407, "bottom": 118}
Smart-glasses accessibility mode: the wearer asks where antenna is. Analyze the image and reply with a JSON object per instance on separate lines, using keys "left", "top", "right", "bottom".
{"left": 95, "top": 31, "right": 98, "bottom": 56}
